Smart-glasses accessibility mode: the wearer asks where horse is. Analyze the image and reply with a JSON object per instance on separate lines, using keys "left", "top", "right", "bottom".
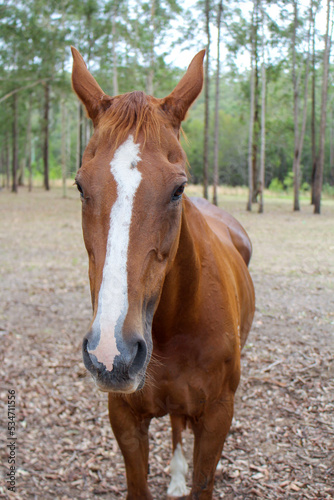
{"left": 71, "top": 46, "right": 255, "bottom": 500}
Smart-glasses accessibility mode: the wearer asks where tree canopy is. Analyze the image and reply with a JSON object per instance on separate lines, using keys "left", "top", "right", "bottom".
{"left": 1, "top": 0, "right": 333, "bottom": 208}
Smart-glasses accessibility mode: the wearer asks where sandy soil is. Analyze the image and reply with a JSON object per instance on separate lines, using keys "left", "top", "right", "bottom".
{"left": 0, "top": 187, "right": 333, "bottom": 499}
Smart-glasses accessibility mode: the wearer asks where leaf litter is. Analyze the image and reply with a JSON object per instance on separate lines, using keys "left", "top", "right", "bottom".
{"left": 0, "top": 189, "right": 333, "bottom": 499}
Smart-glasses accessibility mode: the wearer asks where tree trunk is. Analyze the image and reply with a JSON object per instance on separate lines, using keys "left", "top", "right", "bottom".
{"left": 292, "top": 0, "right": 300, "bottom": 211}
{"left": 330, "top": 103, "right": 334, "bottom": 185}
{"left": 61, "top": 95, "right": 67, "bottom": 198}
{"left": 247, "top": 0, "right": 257, "bottom": 211}
{"left": 18, "top": 101, "right": 26, "bottom": 186}
{"left": 18, "top": 158, "right": 25, "bottom": 187}
{"left": 77, "top": 102, "right": 83, "bottom": 171}
{"left": 252, "top": 25, "right": 260, "bottom": 202}
{"left": 0, "top": 149, "right": 4, "bottom": 188}
{"left": 26, "top": 101, "right": 32, "bottom": 192}
{"left": 203, "top": 0, "right": 210, "bottom": 200}
{"left": 212, "top": 0, "right": 223, "bottom": 207}
{"left": 112, "top": 12, "right": 119, "bottom": 95}
{"left": 6, "top": 134, "right": 10, "bottom": 189}
{"left": 295, "top": 3, "right": 312, "bottom": 210}
{"left": 311, "top": 10, "right": 317, "bottom": 204}
{"left": 12, "top": 93, "right": 18, "bottom": 193}
{"left": 84, "top": 116, "right": 91, "bottom": 149}
{"left": 43, "top": 82, "right": 50, "bottom": 191}
{"left": 292, "top": 0, "right": 312, "bottom": 212}
{"left": 67, "top": 112, "right": 71, "bottom": 179}
{"left": 313, "top": 0, "right": 332, "bottom": 214}
{"left": 258, "top": 0, "right": 266, "bottom": 214}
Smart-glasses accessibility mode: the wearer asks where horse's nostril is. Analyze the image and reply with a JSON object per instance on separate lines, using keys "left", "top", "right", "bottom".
{"left": 83, "top": 331, "right": 147, "bottom": 384}
{"left": 82, "top": 337, "right": 105, "bottom": 372}
{"left": 129, "top": 339, "right": 147, "bottom": 377}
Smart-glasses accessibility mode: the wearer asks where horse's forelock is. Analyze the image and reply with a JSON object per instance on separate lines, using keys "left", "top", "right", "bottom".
{"left": 99, "top": 91, "right": 166, "bottom": 148}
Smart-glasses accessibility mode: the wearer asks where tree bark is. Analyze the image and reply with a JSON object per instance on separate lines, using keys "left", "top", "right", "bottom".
{"left": 213, "top": 0, "right": 223, "bottom": 207}
{"left": 247, "top": 0, "right": 257, "bottom": 211}
{"left": 18, "top": 158, "right": 25, "bottom": 187}
{"left": 292, "top": 0, "right": 312, "bottom": 212}
{"left": 85, "top": 115, "right": 91, "bottom": 149}
{"left": 26, "top": 100, "right": 32, "bottom": 192}
{"left": 252, "top": 20, "right": 260, "bottom": 202}
{"left": 203, "top": 0, "right": 210, "bottom": 200}
{"left": 43, "top": 82, "right": 50, "bottom": 191}
{"left": 6, "top": 133, "right": 10, "bottom": 189}
{"left": 292, "top": 0, "right": 300, "bottom": 211}
{"left": 67, "top": 111, "right": 71, "bottom": 180}
{"left": 0, "top": 149, "right": 4, "bottom": 188}
{"left": 77, "top": 102, "right": 83, "bottom": 171}
{"left": 12, "top": 93, "right": 18, "bottom": 193}
{"left": 330, "top": 102, "right": 334, "bottom": 185}
{"left": 61, "top": 94, "right": 67, "bottom": 198}
{"left": 258, "top": 0, "right": 266, "bottom": 213}
{"left": 311, "top": 11, "right": 317, "bottom": 204}
{"left": 313, "top": 0, "right": 332, "bottom": 214}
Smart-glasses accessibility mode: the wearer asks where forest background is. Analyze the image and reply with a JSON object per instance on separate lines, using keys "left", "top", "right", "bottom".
{"left": 1, "top": 0, "right": 334, "bottom": 214}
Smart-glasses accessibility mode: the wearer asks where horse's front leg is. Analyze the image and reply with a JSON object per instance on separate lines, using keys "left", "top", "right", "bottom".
{"left": 189, "top": 394, "right": 235, "bottom": 500}
{"left": 108, "top": 394, "right": 153, "bottom": 500}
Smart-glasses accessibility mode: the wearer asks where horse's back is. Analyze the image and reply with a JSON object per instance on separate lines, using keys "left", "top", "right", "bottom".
{"left": 190, "top": 197, "right": 252, "bottom": 266}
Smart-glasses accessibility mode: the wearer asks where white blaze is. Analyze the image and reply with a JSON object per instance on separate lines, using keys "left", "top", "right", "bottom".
{"left": 167, "top": 443, "right": 189, "bottom": 497}
{"left": 88, "top": 135, "right": 142, "bottom": 370}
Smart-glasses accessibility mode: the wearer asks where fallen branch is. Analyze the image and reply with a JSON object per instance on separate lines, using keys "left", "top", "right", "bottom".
{"left": 262, "top": 359, "right": 284, "bottom": 373}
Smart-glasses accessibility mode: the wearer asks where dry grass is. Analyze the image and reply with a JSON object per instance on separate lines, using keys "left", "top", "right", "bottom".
{"left": 0, "top": 185, "right": 333, "bottom": 499}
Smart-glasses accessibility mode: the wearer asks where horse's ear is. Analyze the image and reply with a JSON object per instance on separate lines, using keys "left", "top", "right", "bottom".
{"left": 161, "top": 50, "right": 205, "bottom": 129}
{"left": 71, "top": 46, "right": 112, "bottom": 126}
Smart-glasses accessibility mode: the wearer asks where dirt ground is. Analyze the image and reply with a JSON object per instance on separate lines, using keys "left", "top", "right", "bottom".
{"left": 0, "top": 186, "right": 333, "bottom": 500}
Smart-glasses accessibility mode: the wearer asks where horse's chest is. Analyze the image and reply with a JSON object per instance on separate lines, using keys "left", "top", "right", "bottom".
{"left": 140, "top": 378, "right": 207, "bottom": 418}
{"left": 136, "top": 355, "right": 231, "bottom": 419}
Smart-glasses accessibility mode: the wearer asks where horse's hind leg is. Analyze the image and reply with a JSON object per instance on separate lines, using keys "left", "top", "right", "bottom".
{"left": 167, "top": 415, "right": 189, "bottom": 499}
{"left": 108, "top": 394, "right": 152, "bottom": 500}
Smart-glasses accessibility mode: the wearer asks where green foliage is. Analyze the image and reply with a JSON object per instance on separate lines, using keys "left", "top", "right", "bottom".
{"left": 323, "top": 183, "right": 334, "bottom": 198}
{"left": 301, "top": 182, "right": 310, "bottom": 192}
{"left": 268, "top": 178, "right": 284, "bottom": 192}
{"left": 0, "top": 0, "right": 333, "bottom": 194}
{"left": 283, "top": 171, "right": 294, "bottom": 191}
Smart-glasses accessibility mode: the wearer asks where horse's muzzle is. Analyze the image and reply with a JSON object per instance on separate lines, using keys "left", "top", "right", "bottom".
{"left": 82, "top": 335, "right": 148, "bottom": 393}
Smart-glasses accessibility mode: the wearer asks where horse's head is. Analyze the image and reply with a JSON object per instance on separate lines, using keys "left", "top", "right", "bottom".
{"left": 71, "top": 47, "right": 204, "bottom": 393}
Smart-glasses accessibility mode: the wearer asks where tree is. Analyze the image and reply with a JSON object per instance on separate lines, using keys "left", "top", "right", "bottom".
{"left": 203, "top": 0, "right": 210, "bottom": 200}
{"left": 213, "top": 0, "right": 223, "bottom": 206}
{"left": 310, "top": 5, "right": 317, "bottom": 204}
{"left": 291, "top": 0, "right": 312, "bottom": 211}
{"left": 313, "top": 0, "right": 333, "bottom": 214}
{"left": 43, "top": 82, "right": 50, "bottom": 191}
{"left": 252, "top": 4, "right": 260, "bottom": 203}
{"left": 26, "top": 99, "right": 33, "bottom": 192}
{"left": 258, "top": 0, "right": 266, "bottom": 213}
{"left": 247, "top": 0, "right": 257, "bottom": 211}
{"left": 12, "top": 93, "right": 18, "bottom": 193}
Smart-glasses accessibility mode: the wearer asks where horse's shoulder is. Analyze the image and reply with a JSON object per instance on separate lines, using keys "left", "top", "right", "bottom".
{"left": 187, "top": 196, "right": 252, "bottom": 266}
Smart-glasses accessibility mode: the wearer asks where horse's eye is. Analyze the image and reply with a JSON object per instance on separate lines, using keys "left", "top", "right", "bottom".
{"left": 76, "top": 181, "right": 84, "bottom": 199}
{"left": 172, "top": 184, "right": 186, "bottom": 201}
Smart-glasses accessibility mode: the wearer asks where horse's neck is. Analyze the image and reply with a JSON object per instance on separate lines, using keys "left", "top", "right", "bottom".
{"left": 153, "top": 197, "right": 203, "bottom": 339}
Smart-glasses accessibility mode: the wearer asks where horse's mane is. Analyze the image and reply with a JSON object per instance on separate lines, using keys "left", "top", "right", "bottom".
{"left": 99, "top": 91, "right": 166, "bottom": 148}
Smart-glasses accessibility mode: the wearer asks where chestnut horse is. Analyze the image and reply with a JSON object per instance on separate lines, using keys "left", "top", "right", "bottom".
{"left": 71, "top": 47, "right": 255, "bottom": 500}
